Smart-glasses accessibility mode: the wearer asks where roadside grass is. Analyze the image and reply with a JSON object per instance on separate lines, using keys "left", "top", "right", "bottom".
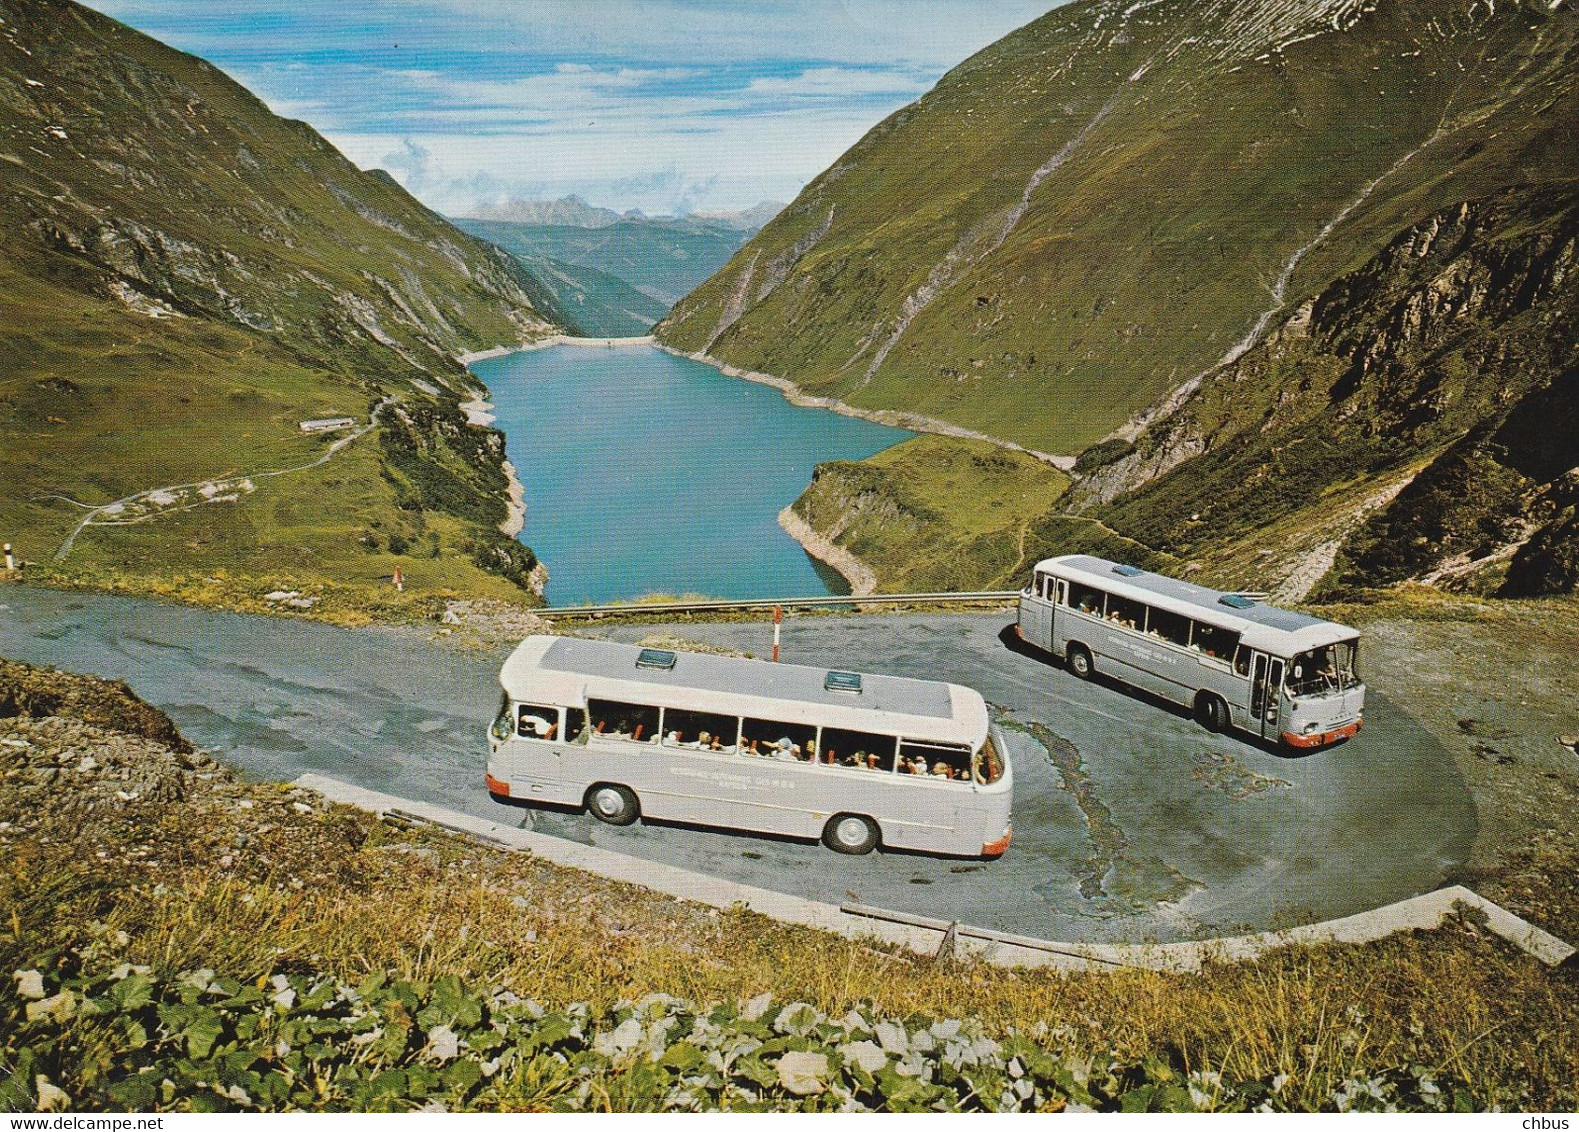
{"left": 2, "top": 800, "right": 1574, "bottom": 1111}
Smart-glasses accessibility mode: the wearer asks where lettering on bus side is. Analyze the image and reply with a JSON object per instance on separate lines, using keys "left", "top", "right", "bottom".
{"left": 668, "top": 766, "right": 794, "bottom": 790}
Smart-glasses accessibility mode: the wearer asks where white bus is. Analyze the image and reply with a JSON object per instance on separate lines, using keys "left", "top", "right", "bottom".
{"left": 487, "top": 635, "right": 1014, "bottom": 857}
{"left": 1017, "top": 555, "right": 1364, "bottom": 748}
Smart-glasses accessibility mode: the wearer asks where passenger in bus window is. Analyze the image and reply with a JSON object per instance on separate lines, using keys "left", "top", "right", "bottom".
{"left": 518, "top": 709, "right": 555, "bottom": 739}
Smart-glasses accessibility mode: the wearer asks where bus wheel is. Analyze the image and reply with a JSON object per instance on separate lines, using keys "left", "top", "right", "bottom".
{"left": 586, "top": 783, "right": 639, "bottom": 826}
{"left": 1068, "top": 644, "right": 1093, "bottom": 680}
{"left": 823, "top": 813, "right": 879, "bottom": 855}
{"left": 1195, "top": 693, "right": 1229, "bottom": 733}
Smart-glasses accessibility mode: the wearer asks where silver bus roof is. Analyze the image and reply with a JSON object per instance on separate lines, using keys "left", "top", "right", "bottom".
{"left": 499, "top": 636, "right": 989, "bottom": 746}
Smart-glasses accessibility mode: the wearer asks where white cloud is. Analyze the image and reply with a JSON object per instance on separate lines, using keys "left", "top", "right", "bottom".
{"left": 85, "top": 0, "right": 1067, "bottom": 214}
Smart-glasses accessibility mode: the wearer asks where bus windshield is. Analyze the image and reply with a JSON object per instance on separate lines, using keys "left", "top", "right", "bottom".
{"left": 491, "top": 692, "right": 512, "bottom": 740}
{"left": 974, "top": 735, "right": 1005, "bottom": 785}
{"left": 1287, "top": 639, "right": 1359, "bottom": 696}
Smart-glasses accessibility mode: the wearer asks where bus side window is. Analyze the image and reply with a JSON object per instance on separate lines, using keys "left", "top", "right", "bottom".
{"left": 588, "top": 699, "right": 659, "bottom": 743}
{"left": 1193, "top": 622, "right": 1240, "bottom": 664}
{"left": 740, "top": 717, "right": 817, "bottom": 761}
{"left": 1149, "top": 607, "right": 1190, "bottom": 647}
{"left": 900, "top": 740, "right": 971, "bottom": 782}
{"left": 1106, "top": 594, "right": 1145, "bottom": 630}
{"left": 1069, "top": 582, "right": 1105, "bottom": 616}
{"left": 565, "top": 708, "right": 587, "bottom": 743}
{"left": 823, "top": 727, "right": 896, "bottom": 770}
{"left": 661, "top": 707, "right": 739, "bottom": 750}
{"left": 516, "top": 703, "right": 561, "bottom": 741}
{"left": 1056, "top": 579, "right": 1068, "bottom": 606}
{"left": 1232, "top": 644, "right": 1252, "bottom": 677}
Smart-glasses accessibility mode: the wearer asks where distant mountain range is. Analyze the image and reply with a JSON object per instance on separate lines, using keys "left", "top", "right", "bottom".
{"left": 0, "top": 0, "right": 562, "bottom": 608}
{"left": 660, "top": 0, "right": 1578, "bottom": 599}
{"left": 451, "top": 198, "right": 781, "bottom": 335}
{"left": 465, "top": 195, "right": 782, "bottom": 233}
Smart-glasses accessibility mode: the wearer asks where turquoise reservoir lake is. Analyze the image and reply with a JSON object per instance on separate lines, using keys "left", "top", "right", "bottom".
{"left": 470, "top": 346, "right": 911, "bottom": 605}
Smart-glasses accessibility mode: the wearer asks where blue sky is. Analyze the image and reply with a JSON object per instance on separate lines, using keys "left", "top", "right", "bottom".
{"left": 85, "top": 1, "right": 1060, "bottom": 217}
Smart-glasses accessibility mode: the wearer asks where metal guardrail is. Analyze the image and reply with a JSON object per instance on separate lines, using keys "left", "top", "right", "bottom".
{"left": 537, "top": 591, "right": 1022, "bottom": 618}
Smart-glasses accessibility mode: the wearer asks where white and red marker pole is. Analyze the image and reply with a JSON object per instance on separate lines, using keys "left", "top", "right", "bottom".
{"left": 772, "top": 604, "right": 782, "bottom": 663}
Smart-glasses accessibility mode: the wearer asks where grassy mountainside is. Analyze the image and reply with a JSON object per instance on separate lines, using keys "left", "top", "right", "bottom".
{"left": 450, "top": 218, "right": 671, "bottom": 337}
{"left": 788, "top": 436, "right": 1075, "bottom": 592}
{"left": 668, "top": 0, "right": 1576, "bottom": 600}
{"left": 469, "top": 215, "right": 758, "bottom": 306}
{"left": 659, "top": 0, "right": 1576, "bottom": 458}
{"left": 0, "top": 0, "right": 563, "bottom": 616}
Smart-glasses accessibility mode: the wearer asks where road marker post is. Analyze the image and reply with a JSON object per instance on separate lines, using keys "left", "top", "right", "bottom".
{"left": 3, "top": 543, "right": 13, "bottom": 570}
{"left": 393, "top": 566, "right": 404, "bottom": 592}
{"left": 772, "top": 604, "right": 782, "bottom": 663}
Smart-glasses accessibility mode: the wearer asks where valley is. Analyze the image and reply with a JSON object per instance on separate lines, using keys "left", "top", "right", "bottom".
{"left": 1, "top": 0, "right": 1577, "bottom": 1112}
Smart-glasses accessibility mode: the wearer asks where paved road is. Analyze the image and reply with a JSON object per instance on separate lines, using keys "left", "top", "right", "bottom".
{"left": 0, "top": 586, "right": 1474, "bottom": 942}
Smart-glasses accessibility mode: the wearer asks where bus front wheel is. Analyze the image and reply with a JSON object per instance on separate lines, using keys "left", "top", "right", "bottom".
{"left": 1068, "top": 644, "right": 1093, "bottom": 680}
{"left": 823, "top": 813, "right": 879, "bottom": 855}
{"left": 586, "top": 783, "right": 640, "bottom": 826}
{"left": 1195, "top": 692, "right": 1229, "bottom": 733}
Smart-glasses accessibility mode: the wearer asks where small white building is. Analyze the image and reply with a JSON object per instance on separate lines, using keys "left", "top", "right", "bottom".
{"left": 299, "top": 416, "right": 356, "bottom": 434}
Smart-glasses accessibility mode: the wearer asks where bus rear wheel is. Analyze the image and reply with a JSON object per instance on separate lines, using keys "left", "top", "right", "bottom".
{"left": 1195, "top": 692, "right": 1229, "bottom": 734}
{"left": 823, "top": 813, "right": 879, "bottom": 855}
{"left": 1067, "top": 644, "right": 1093, "bottom": 680}
{"left": 586, "top": 783, "right": 639, "bottom": 826}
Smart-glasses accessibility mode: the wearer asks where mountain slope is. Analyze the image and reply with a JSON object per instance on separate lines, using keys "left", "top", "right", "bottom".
{"left": 1083, "top": 180, "right": 1578, "bottom": 599}
{"left": 658, "top": 0, "right": 1577, "bottom": 457}
{"left": 0, "top": 0, "right": 560, "bottom": 613}
{"left": 449, "top": 218, "right": 670, "bottom": 336}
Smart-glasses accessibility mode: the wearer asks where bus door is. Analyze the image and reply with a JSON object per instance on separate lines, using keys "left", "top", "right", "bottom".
{"left": 1248, "top": 654, "right": 1284, "bottom": 740}
{"left": 1019, "top": 573, "right": 1058, "bottom": 651}
{"left": 509, "top": 703, "right": 573, "bottom": 798}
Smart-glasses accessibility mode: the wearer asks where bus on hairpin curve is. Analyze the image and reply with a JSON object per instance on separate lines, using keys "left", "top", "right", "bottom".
{"left": 487, "top": 635, "right": 1014, "bottom": 857}
{"left": 1017, "top": 555, "right": 1365, "bottom": 748}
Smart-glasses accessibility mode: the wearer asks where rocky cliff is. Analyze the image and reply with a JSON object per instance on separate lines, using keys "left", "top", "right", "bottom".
{"left": 1085, "top": 182, "right": 1578, "bottom": 597}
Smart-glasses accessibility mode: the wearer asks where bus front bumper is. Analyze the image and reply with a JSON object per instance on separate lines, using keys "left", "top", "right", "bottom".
{"left": 486, "top": 772, "right": 511, "bottom": 799}
{"left": 982, "top": 825, "right": 1013, "bottom": 858}
{"left": 1281, "top": 718, "right": 1362, "bottom": 749}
